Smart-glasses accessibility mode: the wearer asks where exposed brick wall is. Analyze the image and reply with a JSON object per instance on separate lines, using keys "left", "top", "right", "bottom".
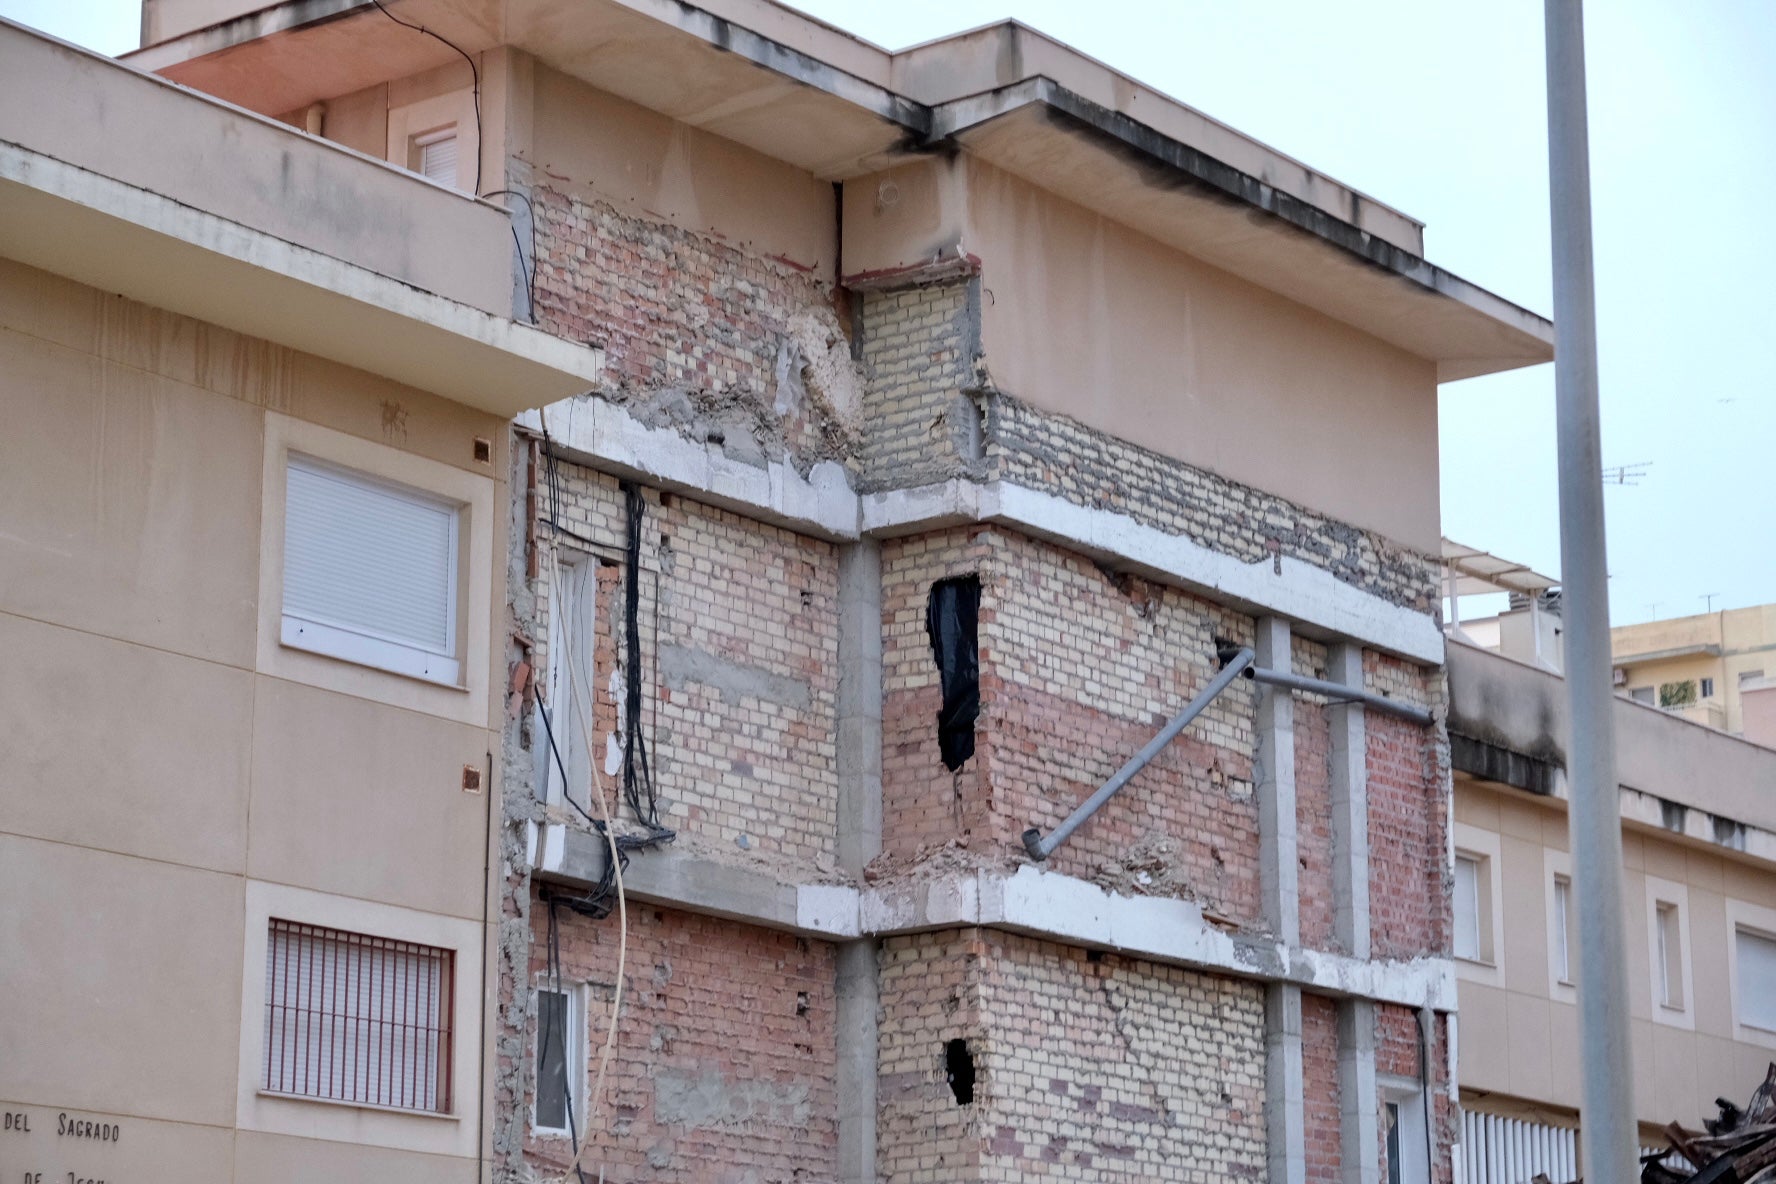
{"left": 1365, "top": 655, "right": 1448, "bottom": 960}
{"left": 857, "top": 280, "right": 985, "bottom": 491}
{"left": 523, "top": 893, "right": 838, "bottom": 1182}
{"left": 985, "top": 393, "right": 1439, "bottom": 612}
{"left": 532, "top": 459, "right": 841, "bottom": 868}
{"left": 878, "top": 525, "right": 1263, "bottom": 926}
{"left": 1375, "top": 1005, "right": 1457, "bottom": 1184}
{"left": 1294, "top": 637, "right": 1337, "bottom": 952}
{"left": 532, "top": 185, "right": 856, "bottom": 472}
{"left": 1302, "top": 993, "right": 1344, "bottom": 1183}
{"left": 879, "top": 928, "right": 1266, "bottom": 1183}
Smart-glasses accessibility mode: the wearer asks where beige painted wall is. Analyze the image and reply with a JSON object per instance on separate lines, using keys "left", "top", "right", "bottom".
{"left": 1614, "top": 606, "right": 1776, "bottom": 737}
{"left": 526, "top": 61, "right": 838, "bottom": 273}
{"left": 843, "top": 155, "right": 1441, "bottom": 552}
{"left": 1454, "top": 779, "right": 1776, "bottom": 1130}
{"left": 0, "top": 256, "right": 504, "bottom": 1181}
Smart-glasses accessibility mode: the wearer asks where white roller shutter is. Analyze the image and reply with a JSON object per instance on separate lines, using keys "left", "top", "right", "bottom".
{"left": 282, "top": 455, "right": 460, "bottom": 683}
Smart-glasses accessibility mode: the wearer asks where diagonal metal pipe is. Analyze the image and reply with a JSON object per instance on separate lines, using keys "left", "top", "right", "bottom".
{"left": 1023, "top": 646, "right": 1254, "bottom": 861}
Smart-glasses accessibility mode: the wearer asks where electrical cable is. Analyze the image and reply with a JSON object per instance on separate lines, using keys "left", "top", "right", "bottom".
{"left": 479, "top": 188, "right": 539, "bottom": 323}
{"left": 368, "top": 0, "right": 483, "bottom": 195}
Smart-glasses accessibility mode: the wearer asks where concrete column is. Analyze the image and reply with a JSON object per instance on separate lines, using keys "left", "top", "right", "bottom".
{"left": 1255, "top": 617, "right": 1299, "bottom": 945}
{"left": 1327, "top": 642, "right": 1370, "bottom": 958}
{"left": 835, "top": 541, "right": 882, "bottom": 1184}
{"left": 1337, "top": 999, "right": 1380, "bottom": 1184}
{"left": 1266, "top": 983, "right": 1307, "bottom": 1184}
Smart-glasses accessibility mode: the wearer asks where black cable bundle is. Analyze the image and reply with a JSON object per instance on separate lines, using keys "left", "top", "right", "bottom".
{"left": 619, "top": 481, "right": 666, "bottom": 833}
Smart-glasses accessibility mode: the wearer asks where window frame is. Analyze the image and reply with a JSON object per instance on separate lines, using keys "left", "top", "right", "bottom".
{"left": 262, "top": 918, "right": 456, "bottom": 1115}
{"left": 532, "top": 984, "right": 587, "bottom": 1137}
{"left": 1727, "top": 899, "right": 1776, "bottom": 1045}
{"left": 1380, "top": 1079, "right": 1430, "bottom": 1184}
{"left": 412, "top": 125, "right": 459, "bottom": 185}
{"left": 281, "top": 452, "right": 464, "bottom": 687}
{"left": 1452, "top": 823, "right": 1506, "bottom": 985}
{"left": 1643, "top": 876, "right": 1694, "bottom": 1028}
{"left": 538, "top": 552, "right": 595, "bottom": 813}
{"left": 257, "top": 413, "right": 494, "bottom": 729}
{"left": 236, "top": 879, "right": 481, "bottom": 1158}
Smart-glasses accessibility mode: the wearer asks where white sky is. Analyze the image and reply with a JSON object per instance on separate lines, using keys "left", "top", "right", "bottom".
{"left": 7, "top": 0, "right": 1772, "bottom": 626}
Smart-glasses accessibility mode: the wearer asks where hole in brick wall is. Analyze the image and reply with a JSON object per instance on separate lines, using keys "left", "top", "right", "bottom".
{"left": 1085, "top": 949, "right": 1104, "bottom": 964}
{"left": 944, "top": 1038, "right": 975, "bottom": 1106}
{"left": 800, "top": 589, "right": 813, "bottom": 611}
{"left": 927, "top": 576, "right": 981, "bottom": 771}
{"left": 659, "top": 492, "right": 673, "bottom": 509}
{"left": 795, "top": 991, "right": 809, "bottom": 1017}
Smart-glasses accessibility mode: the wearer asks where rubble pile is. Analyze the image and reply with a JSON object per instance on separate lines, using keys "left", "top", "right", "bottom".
{"left": 1639, "top": 1063, "right": 1776, "bottom": 1184}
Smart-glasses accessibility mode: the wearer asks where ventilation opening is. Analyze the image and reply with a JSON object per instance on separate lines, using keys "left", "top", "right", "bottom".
{"left": 944, "top": 1038, "right": 975, "bottom": 1105}
{"left": 927, "top": 576, "right": 981, "bottom": 771}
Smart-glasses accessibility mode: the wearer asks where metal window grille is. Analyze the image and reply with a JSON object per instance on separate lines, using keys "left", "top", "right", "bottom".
{"left": 263, "top": 919, "right": 454, "bottom": 1113}
{"left": 1460, "top": 1110, "right": 1577, "bottom": 1184}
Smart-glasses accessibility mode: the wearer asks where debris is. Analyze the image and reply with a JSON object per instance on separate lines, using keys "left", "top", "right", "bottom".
{"left": 1638, "top": 1063, "right": 1776, "bottom": 1184}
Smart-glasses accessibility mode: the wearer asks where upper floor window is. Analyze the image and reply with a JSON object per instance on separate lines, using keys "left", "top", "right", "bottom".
{"left": 263, "top": 919, "right": 455, "bottom": 1114}
{"left": 1738, "top": 927, "right": 1776, "bottom": 1033}
{"left": 283, "top": 454, "right": 462, "bottom": 685}
{"left": 1552, "top": 874, "right": 1574, "bottom": 985}
{"left": 1655, "top": 901, "right": 1685, "bottom": 1009}
{"left": 413, "top": 126, "right": 459, "bottom": 185}
{"left": 1454, "top": 852, "right": 1488, "bottom": 962}
{"left": 1700, "top": 677, "right": 1716, "bottom": 699}
{"left": 1630, "top": 686, "right": 1655, "bottom": 704}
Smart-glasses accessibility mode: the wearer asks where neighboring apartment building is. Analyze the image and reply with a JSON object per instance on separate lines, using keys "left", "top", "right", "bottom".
{"left": 1442, "top": 558, "right": 1776, "bottom": 1184}
{"left": 0, "top": 17, "right": 602, "bottom": 1184}
{"left": 1612, "top": 605, "right": 1776, "bottom": 739}
{"left": 5, "top": 2, "right": 1556, "bottom": 1182}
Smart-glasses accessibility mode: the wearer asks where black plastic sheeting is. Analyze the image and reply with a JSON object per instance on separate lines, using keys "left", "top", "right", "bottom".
{"left": 926, "top": 575, "right": 981, "bottom": 772}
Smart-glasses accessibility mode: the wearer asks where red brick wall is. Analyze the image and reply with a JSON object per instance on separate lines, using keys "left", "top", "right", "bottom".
{"left": 523, "top": 893, "right": 838, "bottom": 1182}
{"left": 532, "top": 185, "right": 851, "bottom": 466}
{"left": 1303, "top": 992, "right": 1344, "bottom": 1183}
{"left": 879, "top": 526, "right": 1263, "bottom": 925}
{"left": 1365, "top": 654, "right": 1445, "bottom": 960}
{"left": 878, "top": 928, "right": 1266, "bottom": 1183}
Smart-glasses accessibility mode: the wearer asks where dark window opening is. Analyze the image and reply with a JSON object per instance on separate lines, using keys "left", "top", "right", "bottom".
{"left": 535, "top": 988, "right": 570, "bottom": 1130}
{"left": 944, "top": 1038, "right": 975, "bottom": 1105}
{"left": 927, "top": 576, "right": 981, "bottom": 771}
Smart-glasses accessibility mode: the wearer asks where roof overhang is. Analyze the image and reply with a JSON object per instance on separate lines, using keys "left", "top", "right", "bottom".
{"left": 0, "top": 140, "right": 603, "bottom": 416}
{"left": 1440, "top": 537, "right": 1561, "bottom": 598}
{"left": 130, "top": 0, "right": 1553, "bottom": 380}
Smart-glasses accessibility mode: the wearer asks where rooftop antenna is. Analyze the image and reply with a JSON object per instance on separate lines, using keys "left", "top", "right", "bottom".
{"left": 1701, "top": 592, "right": 1721, "bottom": 612}
{"left": 1601, "top": 460, "right": 1650, "bottom": 485}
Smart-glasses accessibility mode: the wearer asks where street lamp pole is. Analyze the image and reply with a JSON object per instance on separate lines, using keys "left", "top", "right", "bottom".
{"left": 1543, "top": 2, "right": 1638, "bottom": 1179}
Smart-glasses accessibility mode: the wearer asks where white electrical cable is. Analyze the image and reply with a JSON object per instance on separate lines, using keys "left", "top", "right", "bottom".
{"left": 538, "top": 413, "right": 629, "bottom": 1184}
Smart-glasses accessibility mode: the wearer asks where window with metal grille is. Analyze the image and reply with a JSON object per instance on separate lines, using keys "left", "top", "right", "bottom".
{"left": 263, "top": 919, "right": 455, "bottom": 1113}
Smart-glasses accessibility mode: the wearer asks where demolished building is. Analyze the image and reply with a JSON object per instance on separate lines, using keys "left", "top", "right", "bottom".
{"left": 0, "top": 1, "right": 1557, "bottom": 1181}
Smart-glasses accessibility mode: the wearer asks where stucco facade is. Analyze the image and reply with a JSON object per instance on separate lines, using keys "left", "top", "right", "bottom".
{"left": 1446, "top": 640, "right": 1776, "bottom": 1180}
{"left": 2, "top": 3, "right": 1557, "bottom": 1183}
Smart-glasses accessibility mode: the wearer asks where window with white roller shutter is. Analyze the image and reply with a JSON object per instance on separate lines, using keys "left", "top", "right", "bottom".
{"left": 281, "top": 454, "right": 461, "bottom": 684}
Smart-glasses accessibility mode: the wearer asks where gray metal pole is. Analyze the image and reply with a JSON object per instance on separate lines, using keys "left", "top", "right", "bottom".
{"left": 1247, "top": 666, "right": 1433, "bottom": 726}
{"left": 1543, "top": 2, "right": 1638, "bottom": 1178}
{"left": 1024, "top": 647, "right": 1254, "bottom": 860}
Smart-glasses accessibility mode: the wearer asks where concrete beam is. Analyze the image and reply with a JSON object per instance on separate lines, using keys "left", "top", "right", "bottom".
{"left": 531, "top": 824, "right": 860, "bottom": 939}
{"left": 1338, "top": 999, "right": 1381, "bottom": 1184}
{"left": 1328, "top": 642, "right": 1371, "bottom": 958}
{"left": 521, "top": 398, "right": 861, "bottom": 542}
{"left": 1266, "top": 983, "right": 1306, "bottom": 1184}
{"left": 862, "top": 480, "right": 1444, "bottom": 665}
{"left": 1256, "top": 617, "right": 1299, "bottom": 946}
{"left": 834, "top": 540, "right": 882, "bottom": 1184}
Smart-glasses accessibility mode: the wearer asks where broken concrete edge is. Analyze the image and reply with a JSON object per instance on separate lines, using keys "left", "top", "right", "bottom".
{"left": 521, "top": 400, "right": 1443, "bottom": 664}
{"left": 517, "top": 399, "right": 860, "bottom": 539}
{"left": 865, "top": 480, "right": 1446, "bottom": 666}
{"left": 530, "top": 824, "right": 1455, "bottom": 1010}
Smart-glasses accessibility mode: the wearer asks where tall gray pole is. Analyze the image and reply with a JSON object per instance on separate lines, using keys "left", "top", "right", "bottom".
{"left": 1543, "top": 2, "right": 1638, "bottom": 1179}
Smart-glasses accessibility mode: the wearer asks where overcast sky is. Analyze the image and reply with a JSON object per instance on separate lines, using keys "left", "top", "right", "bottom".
{"left": 7, "top": 0, "right": 1771, "bottom": 626}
